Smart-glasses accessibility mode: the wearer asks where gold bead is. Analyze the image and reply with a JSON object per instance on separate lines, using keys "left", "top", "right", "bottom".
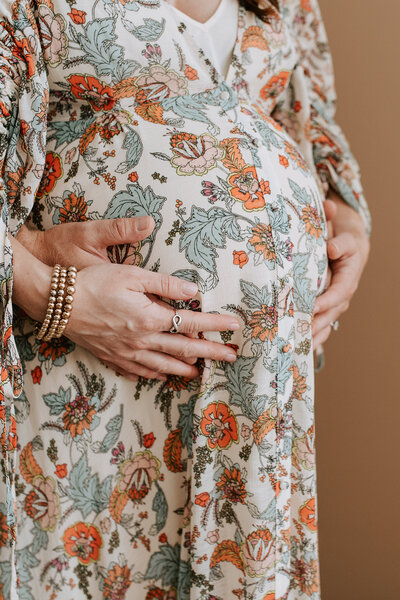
{"left": 64, "top": 303, "right": 72, "bottom": 312}
{"left": 66, "top": 286, "right": 75, "bottom": 295}
{"left": 65, "top": 295, "right": 74, "bottom": 304}
{"left": 68, "top": 266, "right": 77, "bottom": 273}
{"left": 49, "top": 290, "right": 57, "bottom": 298}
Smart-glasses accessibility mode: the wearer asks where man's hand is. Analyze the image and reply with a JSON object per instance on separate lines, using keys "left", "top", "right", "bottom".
{"left": 312, "top": 190, "right": 370, "bottom": 348}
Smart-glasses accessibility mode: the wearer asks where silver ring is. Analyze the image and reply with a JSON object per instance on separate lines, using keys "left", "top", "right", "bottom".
{"left": 169, "top": 311, "right": 182, "bottom": 333}
{"left": 330, "top": 320, "right": 340, "bottom": 331}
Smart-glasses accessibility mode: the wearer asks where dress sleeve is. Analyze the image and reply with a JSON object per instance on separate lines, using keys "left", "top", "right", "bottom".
{"left": 0, "top": 0, "right": 48, "bottom": 549}
{"left": 274, "top": 0, "right": 371, "bottom": 234}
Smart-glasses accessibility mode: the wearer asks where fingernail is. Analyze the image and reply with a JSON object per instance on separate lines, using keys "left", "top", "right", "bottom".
{"left": 229, "top": 322, "right": 240, "bottom": 331}
{"left": 136, "top": 216, "right": 150, "bottom": 231}
{"left": 328, "top": 241, "right": 338, "bottom": 254}
{"left": 182, "top": 282, "right": 198, "bottom": 296}
{"left": 225, "top": 352, "right": 237, "bottom": 362}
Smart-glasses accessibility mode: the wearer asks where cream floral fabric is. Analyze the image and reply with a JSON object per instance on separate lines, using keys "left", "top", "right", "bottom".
{"left": 0, "top": 1, "right": 369, "bottom": 598}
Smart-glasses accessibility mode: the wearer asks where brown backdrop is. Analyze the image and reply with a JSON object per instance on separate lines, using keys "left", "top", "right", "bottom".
{"left": 316, "top": 1, "right": 400, "bottom": 598}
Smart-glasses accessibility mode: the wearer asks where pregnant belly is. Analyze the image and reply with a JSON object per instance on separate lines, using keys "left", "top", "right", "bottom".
{"left": 37, "top": 104, "right": 328, "bottom": 323}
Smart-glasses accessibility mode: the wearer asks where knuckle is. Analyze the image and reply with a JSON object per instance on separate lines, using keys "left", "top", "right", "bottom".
{"left": 113, "top": 218, "right": 128, "bottom": 241}
{"left": 141, "top": 316, "right": 155, "bottom": 332}
{"left": 158, "top": 273, "right": 172, "bottom": 297}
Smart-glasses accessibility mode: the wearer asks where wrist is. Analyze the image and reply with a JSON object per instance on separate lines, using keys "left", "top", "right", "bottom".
{"left": 11, "top": 235, "right": 53, "bottom": 322}
{"left": 16, "top": 225, "right": 49, "bottom": 264}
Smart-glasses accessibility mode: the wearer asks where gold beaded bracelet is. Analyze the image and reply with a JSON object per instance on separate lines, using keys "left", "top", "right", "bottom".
{"left": 55, "top": 266, "right": 77, "bottom": 338}
{"left": 36, "top": 264, "right": 61, "bottom": 340}
{"left": 36, "top": 264, "right": 77, "bottom": 342}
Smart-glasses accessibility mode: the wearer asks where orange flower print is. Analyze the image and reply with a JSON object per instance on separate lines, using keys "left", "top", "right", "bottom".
{"left": 36, "top": 151, "right": 63, "bottom": 198}
{"left": 233, "top": 250, "right": 249, "bottom": 269}
{"left": 68, "top": 74, "right": 115, "bottom": 112}
{"left": 128, "top": 171, "right": 138, "bottom": 182}
{"left": 59, "top": 192, "right": 88, "bottom": 223}
{"left": 299, "top": 497, "right": 317, "bottom": 531}
{"left": 229, "top": 166, "right": 270, "bottom": 211}
{"left": 216, "top": 466, "right": 247, "bottom": 504}
{"left": 294, "top": 100, "right": 302, "bottom": 113}
{"left": 249, "top": 223, "right": 276, "bottom": 262}
{"left": 143, "top": 432, "right": 156, "bottom": 448}
{"left": 195, "top": 492, "right": 210, "bottom": 507}
{"left": 184, "top": 65, "right": 199, "bottom": 80}
{"left": 12, "top": 36, "right": 35, "bottom": 78}
{"left": 260, "top": 71, "right": 290, "bottom": 101}
{"left": 63, "top": 522, "right": 102, "bottom": 565}
{"left": 302, "top": 204, "right": 323, "bottom": 239}
{"left": 284, "top": 140, "right": 309, "bottom": 172}
{"left": 68, "top": 9, "right": 87, "bottom": 24}
{"left": 31, "top": 366, "right": 42, "bottom": 384}
{"left": 54, "top": 463, "right": 68, "bottom": 479}
{"left": 200, "top": 402, "right": 239, "bottom": 450}
{"left": 62, "top": 395, "right": 96, "bottom": 438}
{"left": 0, "top": 511, "right": 9, "bottom": 547}
{"left": 166, "top": 374, "right": 192, "bottom": 392}
{"left": 249, "top": 304, "right": 278, "bottom": 343}
{"left": 103, "top": 563, "right": 131, "bottom": 600}
{"left": 6, "top": 166, "right": 24, "bottom": 205}
{"left": 240, "top": 528, "right": 275, "bottom": 577}
{"left": 290, "top": 364, "right": 307, "bottom": 401}
{"left": 38, "top": 338, "right": 71, "bottom": 363}
{"left": 279, "top": 155, "right": 289, "bottom": 168}
{"left": 293, "top": 558, "right": 319, "bottom": 596}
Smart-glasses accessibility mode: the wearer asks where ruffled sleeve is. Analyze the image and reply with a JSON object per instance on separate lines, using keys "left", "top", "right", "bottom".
{"left": 0, "top": 0, "right": 48, "bottom": 556}
{"left": 274, "top": 0, "right": 371, "bottom": 234}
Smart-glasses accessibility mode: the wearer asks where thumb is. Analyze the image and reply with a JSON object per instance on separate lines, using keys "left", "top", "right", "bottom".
{"left": 87, "top": 216, "right": 155, "bottom": 247}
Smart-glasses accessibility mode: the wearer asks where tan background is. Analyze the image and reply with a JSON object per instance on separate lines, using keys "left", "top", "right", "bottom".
{"left": 316, "top": 1, "right": 400, "bottom": 598}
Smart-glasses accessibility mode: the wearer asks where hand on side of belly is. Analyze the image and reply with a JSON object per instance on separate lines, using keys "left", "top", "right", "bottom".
{"left": 14, "top": 217, "right": 240, "bottom": 381}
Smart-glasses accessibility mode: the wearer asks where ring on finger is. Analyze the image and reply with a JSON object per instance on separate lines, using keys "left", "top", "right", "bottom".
{"left": 170, "top": 310, "right": 182, "bottom": 334}
{"left": 329, "top": 320, "right": 340, "bottom": 331}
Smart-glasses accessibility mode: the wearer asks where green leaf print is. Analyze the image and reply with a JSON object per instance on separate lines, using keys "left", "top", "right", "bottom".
{"left": 122, "top": 17, "right": 166, "bottom": 41}
{"left": 79, "top": 18, "right": 123, "bottom": 77}
{"left": 43, "top": 386, "right": 71, "bottom": 416}
{"left": 92, "top": 406, "right": 123, "bottom": 454}
{"left": 180, "top": 206, "right": 243, "bottom": 272}
{"left": 30, "top": 521, "right": 48, "bottom": 555}
{"left": 224, "top": 357, "right": 259, "bottom": 419}
{"left": 288, "top": 178, "right": 312, "bottom": 206}
{"left": 152, "top": 483, "right": 168, "bottom": 533}
{"left": 116, "top": 129, "right": 143, "bottom": 173}
{"left": 65, "top": 453, "right": 112, "bottom": 518}
{"left": 144, "top": 542, "right": 180, "bottom": 586}
{"left": 47, "top": 118, "right": 96, "bottom": 149}
{"left": 177, "top": 395, "right": 197, "bottom": 457}
{"left": 293, "top": 254, "right": 316, "bottom": 313}
{"left": 104, "top": 183, "right": 166, "bottom": 230}
{"left": 240, "top": 280, "right": 271, "bottom": 310}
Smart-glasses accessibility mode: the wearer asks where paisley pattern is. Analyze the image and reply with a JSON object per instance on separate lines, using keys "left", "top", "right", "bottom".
{"left": 0, "top": 1, "right": 370, "bottom": 598}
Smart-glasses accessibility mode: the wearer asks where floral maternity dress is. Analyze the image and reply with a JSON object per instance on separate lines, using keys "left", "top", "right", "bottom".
{"left": 0, "top": 1, "right": 370, "bottom": 599}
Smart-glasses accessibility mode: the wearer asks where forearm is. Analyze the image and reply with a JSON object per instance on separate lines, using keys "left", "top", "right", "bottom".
{"left": 11, "top": 234, "right": 53, "bottom": 322}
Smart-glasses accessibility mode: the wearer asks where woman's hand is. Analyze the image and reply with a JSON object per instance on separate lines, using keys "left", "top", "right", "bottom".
{"left": 312, "top": 190, "right": 370, "bottom": 348}
{"left": 16, "top": 216, "right": 156, "bottom": 269}
{"left": 64, "top": 263, "right": 239, "bottom": 382}
{"left": 13, "top": 222, "right": 240, "bottom": 381}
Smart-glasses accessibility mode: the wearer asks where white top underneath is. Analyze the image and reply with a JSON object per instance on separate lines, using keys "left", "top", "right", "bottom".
{"left": 170, "top": 0, "right": 239, "bottom": 79}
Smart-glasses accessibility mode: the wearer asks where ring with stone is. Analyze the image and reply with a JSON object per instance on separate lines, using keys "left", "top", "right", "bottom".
{"left": 169, "top": 311, "right": 182, "bottom": 333}
{"left": 330, "top": 320, "right": 340, "bottom": 331}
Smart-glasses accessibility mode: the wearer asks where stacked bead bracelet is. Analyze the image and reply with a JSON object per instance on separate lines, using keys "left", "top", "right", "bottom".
{"left": 36, "top": 264, "right": 77, "bottom": 341}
